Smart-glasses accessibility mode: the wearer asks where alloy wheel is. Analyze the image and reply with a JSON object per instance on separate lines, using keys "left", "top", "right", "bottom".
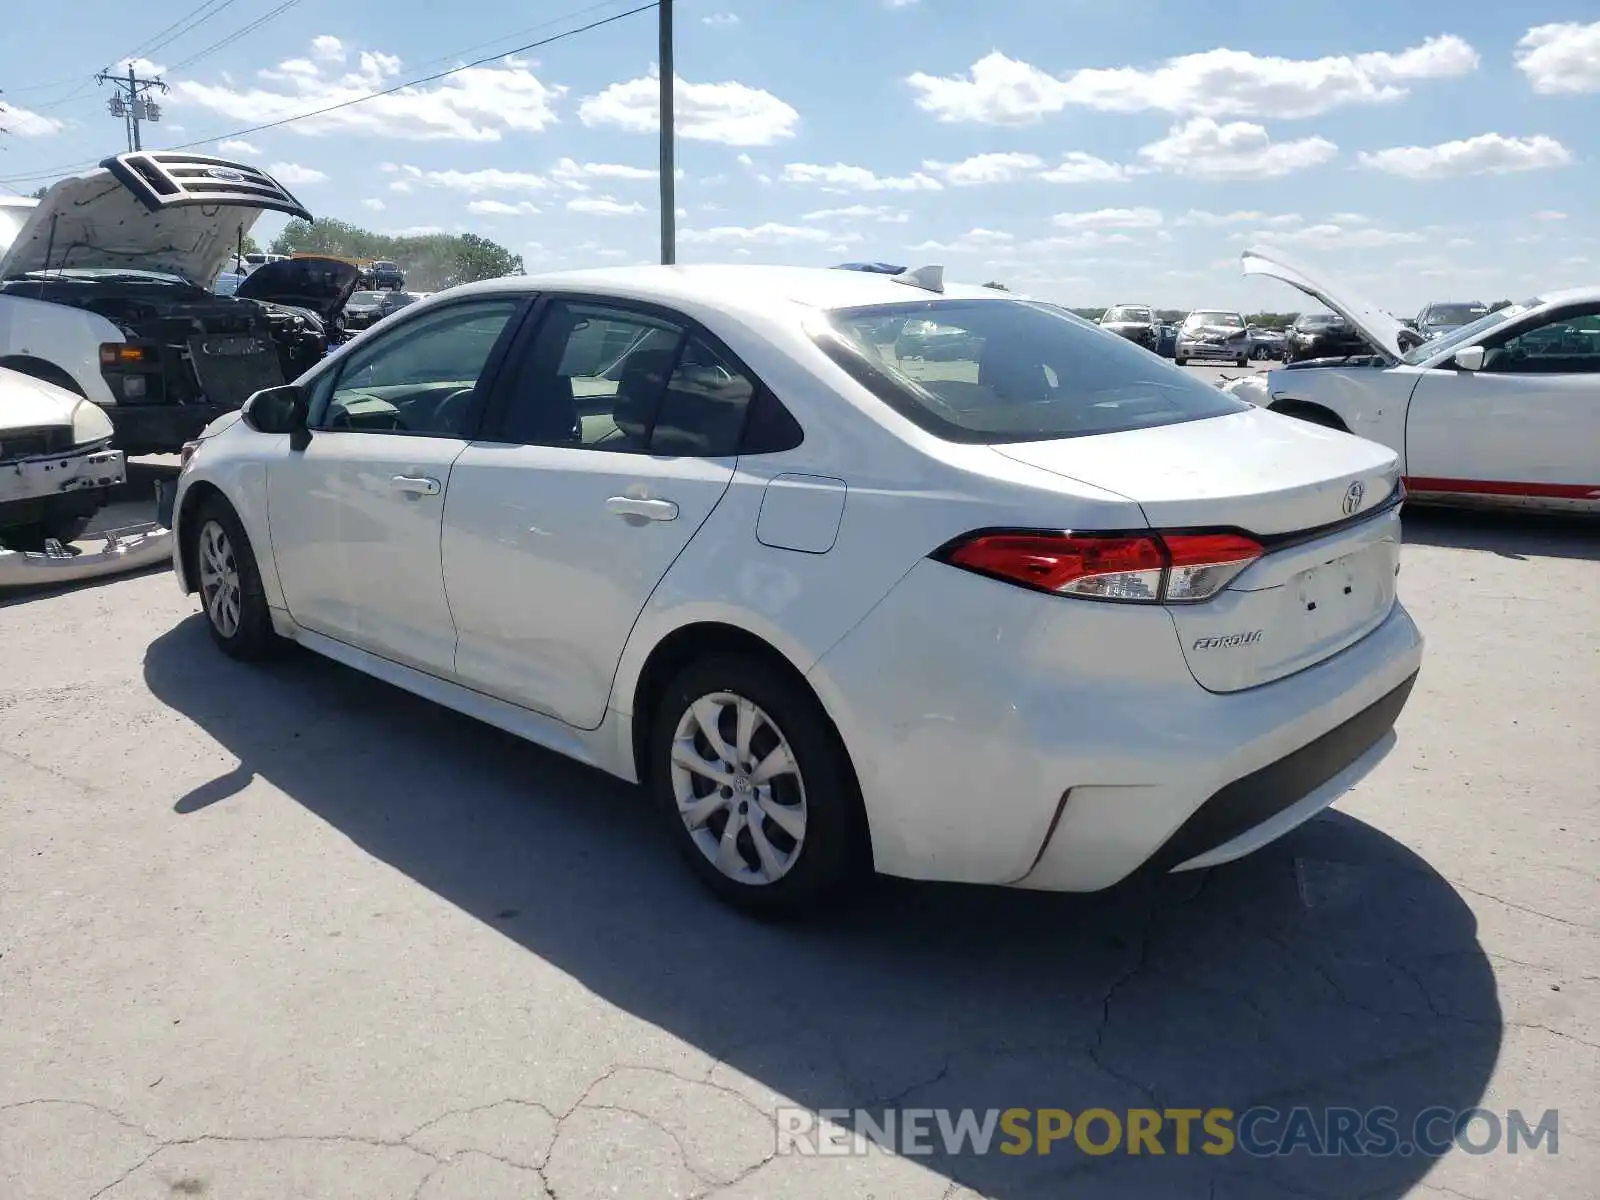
{"left": 197, "top": 519, "right": 242, "bottom": 639}
{"left": 669, "top": 691, "right": 808, "bottom": 886}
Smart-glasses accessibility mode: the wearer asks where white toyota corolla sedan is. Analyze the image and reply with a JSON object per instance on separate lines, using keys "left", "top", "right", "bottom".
{"left": 168, "top": 264, "right": 1424, "bottom": 914}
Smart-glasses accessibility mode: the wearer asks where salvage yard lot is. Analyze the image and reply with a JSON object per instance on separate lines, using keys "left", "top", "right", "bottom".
{"left": 2, "top": 492, "right": 1597, "bottom": 1197}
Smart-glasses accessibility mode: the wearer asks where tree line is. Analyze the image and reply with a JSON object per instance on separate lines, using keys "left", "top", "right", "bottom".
{"left": 268, "top": 217, "right": 525, "bottom": 291}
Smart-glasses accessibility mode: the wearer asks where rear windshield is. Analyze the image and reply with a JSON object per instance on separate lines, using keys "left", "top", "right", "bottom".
{"left": 817, "top": 299, "right": 1249, "bottom": 444}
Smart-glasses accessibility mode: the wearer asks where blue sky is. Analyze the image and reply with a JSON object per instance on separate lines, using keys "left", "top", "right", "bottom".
{"left": 2, "top": 0, "right": 1597, "bottom": 312}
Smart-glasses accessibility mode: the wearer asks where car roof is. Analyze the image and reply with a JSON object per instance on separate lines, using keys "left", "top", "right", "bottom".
{"left": 444, "top": 264, "right": 1002, "bottom": 318}
{"left": 1531, "top": 285, "right": 1600, "bottom": 307}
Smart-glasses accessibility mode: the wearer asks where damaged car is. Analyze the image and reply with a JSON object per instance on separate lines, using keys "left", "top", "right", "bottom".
{"left": 1097, "top": 303, "right": 1159, "bottom": 351}
{"left": 1223, "top": 245, "right": 1600, "bottom": 514}
{"left": 0, "top": 365, "right": 124, "bottom": 548}
{"left": 0, "top": 152, "right": 359, "bottom": 456}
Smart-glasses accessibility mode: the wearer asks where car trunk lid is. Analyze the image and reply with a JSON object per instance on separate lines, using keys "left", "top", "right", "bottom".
{"left": 991, "top": 408, "right": 1403, "bottom": 692}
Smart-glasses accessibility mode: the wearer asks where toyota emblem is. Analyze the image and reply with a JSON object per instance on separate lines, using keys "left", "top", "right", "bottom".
{"left": 1342, "top": 480, "right": 1366, "bottom": 516}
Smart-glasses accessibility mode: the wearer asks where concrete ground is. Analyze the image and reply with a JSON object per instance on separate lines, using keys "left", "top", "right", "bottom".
{"left": 1, "top": 396, "right": 1596, "bottom": 1198}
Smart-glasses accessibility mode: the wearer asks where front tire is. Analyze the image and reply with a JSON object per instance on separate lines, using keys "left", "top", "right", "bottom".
{"left": 1174, "top": 356, "right": 1188, "bottom": 366}
{"left": 649, "top": 655, "right": 868, "bottom": 916}
{"left": 193, "top": 497, "right": 280, "bottom": 660}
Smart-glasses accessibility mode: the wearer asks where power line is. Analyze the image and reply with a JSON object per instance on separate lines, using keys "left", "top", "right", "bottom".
{"left": 0, "top": 2, "right": 657, "bottom": 185}
{"left": 124, "top": 0, "right": 243, "bottom": 64}
{"left": 167, "top": 0, "right": 305, "bottom": 73}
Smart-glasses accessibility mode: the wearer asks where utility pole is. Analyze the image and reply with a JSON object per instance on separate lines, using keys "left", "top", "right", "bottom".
{"left": 96, "top": 64, "right": 168, "bottom": 152}
{"left": 658, "top": 0, "right": 675, "bottom": 265}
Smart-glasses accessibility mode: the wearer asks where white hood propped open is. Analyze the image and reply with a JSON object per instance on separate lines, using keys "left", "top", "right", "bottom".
{"left": 1240, "top": 246, "right": 1425, "bottom": 362}
{"left": 0, "top": 152, "right": 311, "bottom": 287}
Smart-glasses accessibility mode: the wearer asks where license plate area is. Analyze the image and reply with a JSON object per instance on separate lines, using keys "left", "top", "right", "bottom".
{"left": 187, "top": 336, "right": 284, "bottom": 404}
{"left": 1292, "top": 544, "right": 1393, "bottom": 643}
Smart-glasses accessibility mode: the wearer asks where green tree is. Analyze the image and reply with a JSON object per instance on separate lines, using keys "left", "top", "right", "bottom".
{"left": 270, "top": 218, "right": 523, "bottom": 291}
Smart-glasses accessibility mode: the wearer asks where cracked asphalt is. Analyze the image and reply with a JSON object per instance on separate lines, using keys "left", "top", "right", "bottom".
{"left": 1, "top": 487, "right": 1596, "bottom": 1199}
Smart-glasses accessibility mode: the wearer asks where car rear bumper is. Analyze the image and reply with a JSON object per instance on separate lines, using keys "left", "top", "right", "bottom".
{"left": 807, "top": 559, "right": 1424, "bottom": 889}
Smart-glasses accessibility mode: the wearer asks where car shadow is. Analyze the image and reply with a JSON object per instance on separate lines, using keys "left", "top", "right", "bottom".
{"left": 1402, "top": 505, "right": 1599, "bottom": 562}
{"left": 143, "top": 619, "right": 1501, "bottom": 1198}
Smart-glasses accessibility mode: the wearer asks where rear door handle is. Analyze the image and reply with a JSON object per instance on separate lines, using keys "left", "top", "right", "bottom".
{"left": 605, "top": 495, "right": 679, "bottom": 522}
{"left": 391, "top": 475, "right": 441, "bottom": 496}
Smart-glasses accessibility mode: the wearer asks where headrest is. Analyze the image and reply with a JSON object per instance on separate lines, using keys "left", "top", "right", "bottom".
{"left": 614, "top": 347, "right": 680, "bottom": 442}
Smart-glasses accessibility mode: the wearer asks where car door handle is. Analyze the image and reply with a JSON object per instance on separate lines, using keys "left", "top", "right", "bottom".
{"left": 605, "top": 496, "right": 679, "bottom": 522}
{"left": 391, "top": 475, "right": 441, "bottom": 496}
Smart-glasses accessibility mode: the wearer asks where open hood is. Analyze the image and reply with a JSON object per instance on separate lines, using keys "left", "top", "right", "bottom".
{"left": 0, "top": 152, "right": 312, "bottom": 286}
{"left": 235, "top": 256, "right": 363, "bottom": 323}
{"left": 1240, "top": 246, "right": 1423, "bottom": 361}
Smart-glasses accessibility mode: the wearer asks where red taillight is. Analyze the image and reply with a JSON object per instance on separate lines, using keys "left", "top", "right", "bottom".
{"left": 939, "top": 529, "right": 1262, "bottom": 604}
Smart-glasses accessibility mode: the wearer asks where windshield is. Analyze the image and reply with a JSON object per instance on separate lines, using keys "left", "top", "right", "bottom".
{"left": 1103, "top": 306, "right": 1151, "bottom": 323}
{"left": 1421, "top": 303, "right": 1488, "bottom": 327}
{"left": 1184, "top": 311, "right": 1243, "bottom": 328}
{"left": 817, "top": 299, "right": 1249, "bottom": 444}
{"left": 1296, "top": 313, "right": 1342, "bottom": 328}
{"left": 349, "top": 291, "right": 382, "bottom": 304}
{"left": 1402, "top": 300, "right": 1538, "bottom": 364}
{"left": 373, "top": 262, "right": 398, "bottom": 270}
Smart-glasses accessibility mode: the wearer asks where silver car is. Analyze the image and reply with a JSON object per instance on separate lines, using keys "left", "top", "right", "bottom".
{"left": 1175, "top": 309, "right": 1252, "bottom": 366}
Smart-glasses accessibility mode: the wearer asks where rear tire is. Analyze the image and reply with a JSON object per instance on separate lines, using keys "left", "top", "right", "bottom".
{"left": 648, "top": 654, "right": 869, "bottom": 917}
{"left": 1236, "top": 354, "right": 1250, "bottom": 367}
{"left": 1174, "top": 356, "right": 1188, "bottom": 366}
{"left": 192, "top": 497, "right": 281, "bottom": 661}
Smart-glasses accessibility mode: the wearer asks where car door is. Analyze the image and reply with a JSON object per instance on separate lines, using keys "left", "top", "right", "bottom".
{"left": 265, "top": 296, "right": 527, "bottom": 674}
{"left": 1406, "top": 303, "right": 1600, "bottom": 505}
{"left": 442, "top": 297, "right": 756, "bottom": 729}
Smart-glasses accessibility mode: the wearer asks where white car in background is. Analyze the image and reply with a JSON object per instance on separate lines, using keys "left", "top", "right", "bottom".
{"left": 170, "top": 264, "right": 1423, "bottom": 913}
{"left": 1233, "top": 246, "right": 1600, "bottom": 513}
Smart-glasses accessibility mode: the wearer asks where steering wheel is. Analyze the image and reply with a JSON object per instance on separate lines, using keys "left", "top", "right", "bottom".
{"left": 433, "top": 387, "right": 477, "bottom": 433}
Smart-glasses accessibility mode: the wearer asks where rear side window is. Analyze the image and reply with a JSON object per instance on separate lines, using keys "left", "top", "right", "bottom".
{"left": 817, "top": 299, "right": 1248, "bottom": 444}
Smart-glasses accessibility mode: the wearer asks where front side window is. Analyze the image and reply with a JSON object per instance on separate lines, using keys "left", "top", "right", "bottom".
{"left": 818, "top": 298, "right": 1249, "bottom": 443}
{"left": 1482, "top": 306, "right": 1600, "bottom": 374}
{"left": 312, "top": 299, "right": 521, "bottom": 436}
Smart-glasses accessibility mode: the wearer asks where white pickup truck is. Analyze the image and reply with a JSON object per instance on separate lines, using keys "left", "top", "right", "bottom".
{"left": 0, "top": 152, "right": 359, "bottom": 457}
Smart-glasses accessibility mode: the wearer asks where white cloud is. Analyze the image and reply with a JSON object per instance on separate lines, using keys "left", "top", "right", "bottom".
{"left": 906, "top": 36, "right": 1477, "bottom": 124}
{"left": 1239, "top": 223, "right": 1424, "bottom": 249}
{"left": 1138, "top": 118, "right": 1338, "bottom": 179}
{"left": 579, "top": 69, "right": 799, "bottom": 146}
{"left": 1328, "top": 212, "right": 1369, "bottom": 224}
{"left": 361, "top": 198, "right": 385, "bottom": 210}
{"left": 1357, "top": 133, "right": 1572, "bottom": 178}
{"left": 702, "top": 12, "right": 739, "bottom": 25}
{"left": 310, "top": 35, "right": 345, "bottom": 63}
{"left": 468, "top": 199, "right": 541, "bottom": 215}
{"left": 117, "top": 57, "right": 168, "bottom": 76}
{"left": 174, "top": 39, "right": 564, "bottom": 141}
{"left": 780, "top": 162, "right": 943, "bottom": 191}
{"left": 1534, "top": 210, "right": 1568, "bottom": 221}
{"left": 922, "top": 152, "right": 1042, "bottom": 185}
{"left": 567, "top": 195, "right": 647, "bottom": 216}
{"left": 679, "top": 223, "right": 840, "bottom": 245}
{"left": 1038, "top": 152, "right": 1135, "bottom": 183}
{"left": 0, "top": 100, "right": 65, "bottom": 137}
{"left": 550, "top": 157, "right": 659, "bottom": 190}
{"left": 1052, "top": 207, "right": 1163, "bottom": 230}
{"left": 217, "top": 138, "right": 263, "bottom": 156}
{"left": 389, "top": 225, "right": 445, "bottom": 237}
{"left": 801, "top": 204, "right": 910, "bottom": 223}
{"left": 908, "top": 228, "right": 1014, "bottom": 254}
{"left": 268, "top": 161, "right": 328, "bottom": 184}
{"left": 387, "top": 165, "right": 549, "bottom": 193}
{"left": 389, "top": 181, "right": 414, "bottom": 193}
{"left": 1515, "top": 21, "right": 1600, "bottom": 95}
{"left": 1175, "top": 209, "right": 1302, "bottom": 228}
{"left": 886, "top": 0, "right": 921, "bottom": 6}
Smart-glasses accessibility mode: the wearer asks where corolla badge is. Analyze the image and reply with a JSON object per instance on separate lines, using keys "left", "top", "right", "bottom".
{"left": 205, "top": 167, "right": 247, "bottom": 182}
{"left": 1342, "top": 480, "right": 1366, "bottom": 516}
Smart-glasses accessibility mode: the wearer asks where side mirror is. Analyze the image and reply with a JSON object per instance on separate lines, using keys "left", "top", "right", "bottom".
{"left": 241, "top": 383, "right": 309, "bottom": 435}
{"left": 1453, "top": 345, "right": 1486, "bottom": 372}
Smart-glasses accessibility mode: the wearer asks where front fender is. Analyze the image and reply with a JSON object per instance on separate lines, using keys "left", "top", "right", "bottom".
{"left": 1263, "top": 365, "right": 1417, "bottom": 464}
